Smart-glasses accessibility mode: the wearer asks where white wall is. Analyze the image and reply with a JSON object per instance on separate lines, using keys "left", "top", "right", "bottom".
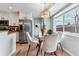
{"left": 61, "top": 32, "right": 79, "bottom": 56}
{"left": 19, "top": 12, "right": 33, "bottom": 20}
{"left": 50, "top": 17, "right": 54, "bottom": 31}
{"left": 32, "top": 18, "right": 34, "bottom": 38}
{"left": 34, "top": 18, "right": 41, "bottom": 37}
{"left": 43, "top": 17, "right": 51, "bottom": 35}
{"left": 44, "top": 17, "right": 50, "bottom": 30}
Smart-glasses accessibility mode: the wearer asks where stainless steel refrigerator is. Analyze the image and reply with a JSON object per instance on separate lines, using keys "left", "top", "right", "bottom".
{"left": 19, "top": 20, "right": 32, "bottom": 43}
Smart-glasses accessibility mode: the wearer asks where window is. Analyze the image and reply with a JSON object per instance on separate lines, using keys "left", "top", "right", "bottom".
{"left": 53, "top": 6, "right": 79, "bottom": 33}
{"left": 73, "top": 7, "right": 79, "bottom": 33}
{"left": 64, "top": 11, "right": 75, "bottom": 32}
{"left": 64, "top": 6, "right": 79, "bottom": 33}
{"left": 54, "top": 16, "right": 63, "bottom": 31}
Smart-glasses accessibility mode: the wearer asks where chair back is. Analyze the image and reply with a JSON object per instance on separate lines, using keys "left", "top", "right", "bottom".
{"left": 26, "top": 32, "right": 32, "bottom": 44}
{"left": 42, "top": 34, "right": 58, "bottom": 52}
{"left": 57, "top": 31, "right": 63, "bottom": 43}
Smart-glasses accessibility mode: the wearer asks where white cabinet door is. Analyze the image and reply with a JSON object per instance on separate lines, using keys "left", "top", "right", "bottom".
{"left": 19, "top": 13, "right": 26, "bottom": 19}
{"left": 13, "top": 14, "right": 19, "bottom": 26}
{"left": 9, "top": 13, "right": 19, "bottom": 26}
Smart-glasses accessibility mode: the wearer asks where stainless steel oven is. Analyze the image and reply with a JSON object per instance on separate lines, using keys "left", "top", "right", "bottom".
{"left": 0, "top": 20, "right": 9, "bottom": 30}
{"left": 0, "top": 20, "right": 9, "bottom": 26}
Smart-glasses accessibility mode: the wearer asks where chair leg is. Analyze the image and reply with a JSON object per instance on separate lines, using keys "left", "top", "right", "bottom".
{"left": 27, "top": 45, "right": 31, "bottom": 56}
{"left": 41, "top": 49, "right": 42, "bottom": 56}
{"left": 44, "top": 52, "right": 46, "bottom": 56}
{"left": 54, "top": 51, "right": 57, "bottom": 56}
{"left": 59, "top": 43, "right": 63, "bottom": 53}
{"left": 36, "top": 44, "right": 38, "bottom": 48}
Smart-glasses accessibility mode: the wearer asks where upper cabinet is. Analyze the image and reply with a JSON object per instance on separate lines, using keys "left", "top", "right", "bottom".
{"left": 9, "top": 12, "right": 19, "bottom": 26}
{"left": 0, "top": 12, "right": 19, "bottom": 26}
{"left": 0, "top": 12, "right": 33, "bottom": 26}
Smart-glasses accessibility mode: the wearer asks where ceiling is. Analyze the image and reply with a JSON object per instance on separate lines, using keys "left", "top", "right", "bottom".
{"left": 0, "top": 3, "right": 70, "bottom": 18}
{"left": 49, "top": 3, "right": 71, "bottom": 16}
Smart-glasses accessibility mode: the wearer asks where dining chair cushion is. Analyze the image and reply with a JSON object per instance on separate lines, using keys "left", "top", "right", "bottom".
{"left": 42, "top": 34, "right": 58, "bottom": 53}
{"left": 26, "top": 32, "right": 39, "bottom": 44}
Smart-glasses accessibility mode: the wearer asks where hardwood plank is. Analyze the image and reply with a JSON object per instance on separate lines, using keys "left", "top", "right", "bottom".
{"left": 16, "top": 43, "right": 70, "bottom": 56}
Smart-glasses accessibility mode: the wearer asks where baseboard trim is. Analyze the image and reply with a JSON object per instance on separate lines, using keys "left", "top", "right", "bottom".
{"left": 62, "top": 48, "right": 74, "bottom": 56}
{"left": 9, "top": 50, "right": 16, "bottom": 56}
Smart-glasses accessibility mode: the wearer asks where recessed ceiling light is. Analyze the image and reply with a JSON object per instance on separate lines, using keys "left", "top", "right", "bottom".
{"left": 9, "top": 6, "right": 12, "bottom": 9}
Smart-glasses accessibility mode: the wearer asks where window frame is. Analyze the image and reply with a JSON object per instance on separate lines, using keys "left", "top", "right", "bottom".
{"left": 53, "top": 6, "right": 79, "bottom": 33}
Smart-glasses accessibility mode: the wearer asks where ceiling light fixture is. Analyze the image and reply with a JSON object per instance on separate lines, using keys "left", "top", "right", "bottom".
{"left": 41, "top": 3, "right": 49, "bottom": 18}
{"left": 9, "top": 6, "right": 12, "bottom": 9}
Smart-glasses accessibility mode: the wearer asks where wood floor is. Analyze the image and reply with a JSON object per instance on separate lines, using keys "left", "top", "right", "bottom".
{"left": 16, "top": 43, "right": 70, "bottom": 56}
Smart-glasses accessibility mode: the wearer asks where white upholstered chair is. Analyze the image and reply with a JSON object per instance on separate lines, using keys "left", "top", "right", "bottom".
{"left": 42, "top": 33, "right": 58, "bottom": 56}
{"left": 57, "top": 31, "right": 63, "bottom": 52}
{"left": 57, "top": 31, "right": 63, "bottom": 43}
{"left": 26, "top": 32, "right": 39, "bottom": 55}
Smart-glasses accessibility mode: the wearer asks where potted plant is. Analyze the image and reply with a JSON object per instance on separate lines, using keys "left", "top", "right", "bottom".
{"left": 47, "top": 29, "right": 53, "bottom": 35}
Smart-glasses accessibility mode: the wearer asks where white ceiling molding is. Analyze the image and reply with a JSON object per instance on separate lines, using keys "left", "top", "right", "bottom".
{"left": 48, "top": 3, "right": 71, "bottom": 16}
{"left": 52, "top": 3, "right": 71, "bottom": 16}
{"left": 53, "top": 3, "right": 79, "bottom": 18}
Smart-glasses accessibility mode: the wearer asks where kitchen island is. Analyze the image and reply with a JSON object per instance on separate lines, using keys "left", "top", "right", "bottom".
{"left": 0, "top": 31, "right": 18, "bottom": 56}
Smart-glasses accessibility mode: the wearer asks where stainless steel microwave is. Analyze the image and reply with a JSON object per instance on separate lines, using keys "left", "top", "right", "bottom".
{"left": 0, "top": 20, "right": 9, "bottom": 26}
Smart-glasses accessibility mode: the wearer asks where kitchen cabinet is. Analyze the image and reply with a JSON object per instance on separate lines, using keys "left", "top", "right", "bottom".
{"left": 9, "top": 13, "right": 19, "bottom": 26}
{"left": 0, "top": 12, "right": 19, "bottom": 26}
